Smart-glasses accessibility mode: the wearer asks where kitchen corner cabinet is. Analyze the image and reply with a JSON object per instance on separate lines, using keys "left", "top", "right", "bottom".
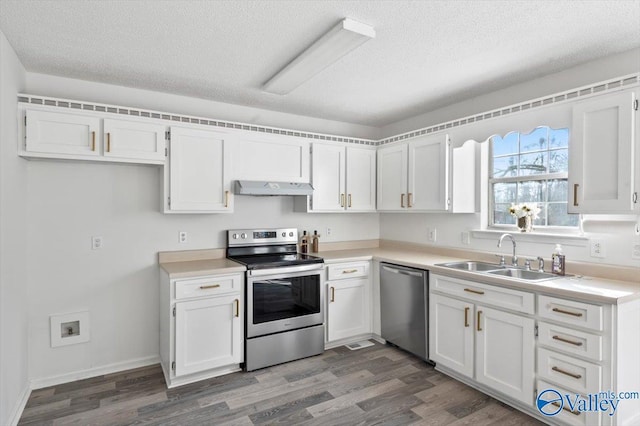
{"left": 164, "top": 126, "right": 233, "bottom": 213}
{"left": 304, "top": 143, "right": 376, "bottom": 212}
{"left": 160, "top": 271, "right": 244, "bottom": 388}
{"left": 430, "top": 274, "right": 535, "bottom": 406}
{"left": 569, "top": 89, "right": 638, "bottom": 214}
{"left": 325, "top": 262, "right": 372, "bottom": 344}
{"left": 377, "top": 134, "right": 450, "bottom": 212}
{"left": 23, "top": 108, "right": 167, "bottom": 164}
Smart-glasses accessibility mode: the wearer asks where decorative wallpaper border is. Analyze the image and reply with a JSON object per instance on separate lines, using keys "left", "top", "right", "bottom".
{"left": 17, "top": 73, "right": 639, "bottom": 147}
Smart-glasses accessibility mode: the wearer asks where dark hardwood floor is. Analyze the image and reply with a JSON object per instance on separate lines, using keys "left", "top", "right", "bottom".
{"left": 19, "top": 341, "right": 542, "bottom": 425}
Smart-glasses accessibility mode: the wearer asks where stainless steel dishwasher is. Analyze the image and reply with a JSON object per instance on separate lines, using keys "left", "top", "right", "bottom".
{"left": 380, "top": 263, "right": 428, "bottom": 361}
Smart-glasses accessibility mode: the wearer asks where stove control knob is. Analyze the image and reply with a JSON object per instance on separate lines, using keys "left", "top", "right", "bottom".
{"left": 289, "top": 232, "right": 294, "bottom": 237}
{"left": 241, "top": 233, "right": 247, "bottom": 239}
{"left": 282, "top": 232, "right": 286, "bottom": 237}
{"left": 232, "top": 233, "right": 238, "bottom": 239}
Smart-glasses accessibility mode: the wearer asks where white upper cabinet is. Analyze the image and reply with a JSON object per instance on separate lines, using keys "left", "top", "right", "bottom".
{"left": 302, "top": 143, "right": 376, "bottom": 212}
{"left": 569, "top": 89, "right": 638, "bottom": 213}
{"left": 165, "top": 126, "right": 232, "bottom": 213}
{"left": 231, "top": 133, "right": 310, "bottom": 183}
{"left": 103, "top": 118, "right": 166, "bottom": 162}
{"left": 451, "top": 140, "right": 482, "bottom": 213}
{"left": 377, "top": 134, "right": 450, "bottom": 212}
{"left": 23, "top": 108, "right": 167, "bottom": 164}
{"left": 25, "top": 109, "right": 102, "bottom": 157}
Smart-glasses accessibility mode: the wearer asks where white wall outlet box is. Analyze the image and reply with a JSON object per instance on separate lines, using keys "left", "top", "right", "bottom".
{"left": 590, "top": 240, "right": 606, "bottom": 258}
{"left": 326, "top": 227, "right": 332, "bottom": 236}
{"left": 179, "top": 231, "right": 188, "bottom": 243}
{"left": 632, "top": 243, "right": 640, "bottom": 260}
{"left": 91, "top": 236, "right": 102, "bottom": 250}
{"left": 50, "top": 311, "right": 90, "bottom": 348}
{"left": 461, "top": 231, "right": 470, "bottom": 245}
{"left": 428, "top": 228, "right": 437, "bottom": 242}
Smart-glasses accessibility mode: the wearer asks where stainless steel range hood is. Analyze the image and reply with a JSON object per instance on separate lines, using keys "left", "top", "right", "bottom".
{"left": 234, "top": 180, "right": 314, "bottom": 196}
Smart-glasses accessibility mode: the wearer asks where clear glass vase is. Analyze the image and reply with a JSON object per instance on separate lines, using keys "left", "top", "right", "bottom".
{"left": 517, "top": 216, "right": 533, "bottom": 232}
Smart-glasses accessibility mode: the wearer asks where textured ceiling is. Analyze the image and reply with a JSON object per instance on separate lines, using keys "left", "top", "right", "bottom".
{"left": 1, "top": 0, "right": 639, "bottom": 127}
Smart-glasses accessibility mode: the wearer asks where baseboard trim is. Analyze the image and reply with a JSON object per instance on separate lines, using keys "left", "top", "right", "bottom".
{"left": 6, "top": 384, "right": 31, "bottom": 426}
{"left": 29, "top": 355, "right": 160, "bottom": 390}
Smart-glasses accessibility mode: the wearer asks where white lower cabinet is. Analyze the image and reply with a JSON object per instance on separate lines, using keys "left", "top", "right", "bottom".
{"left": 160, "top": 271, "right": 244, "bottom": 388}
{"left": 325, "top": 262, "right": 371, "bottom": 344}
{"left": 429, "top": 280, "right": 535, "bottom": 406}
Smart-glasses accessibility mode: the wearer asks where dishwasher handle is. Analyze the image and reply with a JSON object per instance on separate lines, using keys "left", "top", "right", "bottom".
{"left": 382, "top": 265, "right": 424, "bottom": 278}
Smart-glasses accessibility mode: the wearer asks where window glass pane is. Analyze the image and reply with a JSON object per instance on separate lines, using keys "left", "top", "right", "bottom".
{"left": 549, "top": 128, "right": 569, "bottom": 149}
{"left": 519, "top": 152, "right": 547, "bottom": 175}
{"left": 548, "top": 179, "right": 568, "bottom": 202}
{"left": 549, "top": 149, "right": 568, "bottom": 173}
{"left": 493, "top": 203, "right": 513, "bottom": 225}
{"left": 532, "top": 204, "right": 547, "bottom": 226}
{"left": 491, "top": 132, "right": 519, "bottom": 157}
{"left": 493, "top": 182, "right": 516, "bottom": 204}
{"left": 493, "top": 155, "right": 518, "bottom": 178}
{"left": 548, "top": 203, "right": 579, "bottom": 226}
{"left": 517, "top": 180, "right": 545, "bottom": 203}
{"left": 520, "top": 127, "right": 548, "bottom": 152}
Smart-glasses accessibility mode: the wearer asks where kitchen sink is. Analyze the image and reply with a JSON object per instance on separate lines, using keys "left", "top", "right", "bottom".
{"left": 487, "top": 268, "right": 559, "bottom": 282}
{"left": 438, "top": 261, "right": 504, "bottom": 272}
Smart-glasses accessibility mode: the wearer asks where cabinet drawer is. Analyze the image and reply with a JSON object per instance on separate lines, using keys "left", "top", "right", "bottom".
{"left": 430, "top": 274, "right": 534, "bottom": 314}
{"left": 538, "top": 295, "right": 603, "bottom": 331}
{"left": 537, "top": 347, "right": 601, "bottom": 395}
{"left": 536, "top": 379, "right": 601, "bottom": 426}
{"left": 327, "top": 262, "right": 369, "bottom": 281}
{"left": 538, "top": 321, "right": 603, "bottom": 362}
{"left": 175, "top": 274, "right": 241, "bottom": 300}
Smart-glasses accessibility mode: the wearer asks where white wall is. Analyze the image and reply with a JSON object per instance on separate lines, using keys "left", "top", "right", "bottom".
{"left": 21, "top": 78, "right": 380, "bottom": 385}
{"left": 0, "top": 31, "right": 28, "bottom": 425}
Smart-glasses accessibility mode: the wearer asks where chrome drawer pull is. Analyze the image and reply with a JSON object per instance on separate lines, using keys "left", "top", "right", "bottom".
{"left": 199, "top": 284, "right": 221, "bottom": 290}
{"left": 552, "top": 402, "right": 581, "bottom": 416}
{"left": 552, "top": 307, "right": 583, "bottom": 317}
{"left": 464, "top": 288, "right": 484, "bottom": 295}
{"left": 552, "top": 335, "right": 583, "bottom": 346}
{"left": 552, "top": 366, "right": 582, "bottom": 379}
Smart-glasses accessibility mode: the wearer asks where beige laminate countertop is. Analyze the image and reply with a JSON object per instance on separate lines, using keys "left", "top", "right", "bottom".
{"left": 160, "top": 258, "right": 246, "bottom": 279}
{"left": 320, "top": 247, "right": 640, "bottom": 305}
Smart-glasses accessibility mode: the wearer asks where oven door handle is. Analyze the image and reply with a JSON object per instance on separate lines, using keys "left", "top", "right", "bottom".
{"left": 248, "top": 263, "right": 324, "bottom": 277}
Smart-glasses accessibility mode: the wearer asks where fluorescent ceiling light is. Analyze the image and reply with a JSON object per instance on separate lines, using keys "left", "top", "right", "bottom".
{"left": 263, "top": 18, "right": 375, "bottom": 95}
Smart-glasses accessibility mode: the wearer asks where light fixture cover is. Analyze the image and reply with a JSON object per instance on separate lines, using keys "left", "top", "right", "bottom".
{"left": 263, "top": 18, "right": 375, "bottom": 95}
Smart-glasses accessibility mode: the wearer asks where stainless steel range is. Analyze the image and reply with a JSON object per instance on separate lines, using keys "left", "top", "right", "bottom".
{"left": 227, "top": 228, "right": 325, "bottom": 371}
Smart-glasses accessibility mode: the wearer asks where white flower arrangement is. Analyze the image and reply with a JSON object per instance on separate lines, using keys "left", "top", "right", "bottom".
{"left": 508, "top": 202, "right": 540, "bottom": 220}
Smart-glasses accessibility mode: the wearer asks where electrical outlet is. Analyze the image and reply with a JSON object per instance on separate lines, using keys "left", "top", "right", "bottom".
{"left": 326, "top": 227, "right": 332, "bottom": 236}
{"left": 179, "top": 231, "right": 188, "bottom": 243}
{"left": 461, "top": 231, "right": 470, "bottom": 245}
{"left": 91, "top": 236, "right": 102, "bottom": 250}
{"left": 590, "top": 239, "right": 606, "bottom": 258}
{"left": 428, "top": 228, "right": 437, "bottom": 242}
{"left": 632, "top": 243, "right": 640, "bottom": 260}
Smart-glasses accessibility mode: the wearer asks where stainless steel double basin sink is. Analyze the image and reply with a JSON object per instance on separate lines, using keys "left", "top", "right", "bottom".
{"left": 437, "top": 261, "right": 560, "bottom": 282}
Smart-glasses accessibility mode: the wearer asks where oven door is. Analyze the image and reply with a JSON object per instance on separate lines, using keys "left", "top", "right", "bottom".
{"left": 247, "top": 266, "right": 323, "bottom": 338}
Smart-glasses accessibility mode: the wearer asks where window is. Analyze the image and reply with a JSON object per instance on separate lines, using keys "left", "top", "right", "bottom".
{"left": 490, "top": 126, "right": 578, "bottom": 228}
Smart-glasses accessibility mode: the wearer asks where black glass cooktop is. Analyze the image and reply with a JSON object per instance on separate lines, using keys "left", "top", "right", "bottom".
{"left": 227, "top": 253, "right": 324, "bottom": 270}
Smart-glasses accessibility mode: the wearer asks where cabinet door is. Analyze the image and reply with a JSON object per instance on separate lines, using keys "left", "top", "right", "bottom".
{"left": 377, "top": 144, "right": 407, "bottom": 211}
{"left": 103, "top": 118, "right": 166, "bottom": 162}
{"left": 326, "top": 278, "right": 371, "bottom": 342}
{"left": 310, "top": 144, "right": 345, "bottom": 211}
{"left": 408, "top": 134, "right": 450, "bottom": 211}
{"left": 232, "top": 133, "right": 310, "bottom": 183}
{"left": 174, "top": 295, "right": 242, "bottom": 376}
{"left": 25, "top": 109, "right": 101, "bottom": 156}
{"left": 346, "top": 147, "right": 376, "bottom": 212}
{"left": 475, "top": 305, "right": 535, "bottom": 405}
{"left": 569, "top": 90, "right": 636, "bottom": 213}
{"left": 168, "top": 126, "right": 232, "bottom": 212}
{"left": 429, "top": 294, "right": 474, "bottom": 378}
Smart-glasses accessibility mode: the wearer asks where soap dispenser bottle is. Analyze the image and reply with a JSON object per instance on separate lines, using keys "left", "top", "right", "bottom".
{"left": 311, "top": 230, "right": 320, "bottom": 253}
{"left": 300, "top": 231, "right": 309, "bottom": 254}
{"left": 551, "top": 244, "right": 565, "bottom": 275}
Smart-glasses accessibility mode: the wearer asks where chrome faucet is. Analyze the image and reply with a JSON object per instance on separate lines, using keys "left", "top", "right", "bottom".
{"left": 498, "top": 233, "right": 518, "bottom": 266}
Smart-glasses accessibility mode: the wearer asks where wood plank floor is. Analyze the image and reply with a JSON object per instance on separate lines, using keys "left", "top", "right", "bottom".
{"left": 19, "top": 341, "right": 543, "bottom": 425}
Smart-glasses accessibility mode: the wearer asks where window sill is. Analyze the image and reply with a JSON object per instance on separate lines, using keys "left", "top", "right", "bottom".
{"left": 471, "top": 229, "right": 588, "bottom": 247}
